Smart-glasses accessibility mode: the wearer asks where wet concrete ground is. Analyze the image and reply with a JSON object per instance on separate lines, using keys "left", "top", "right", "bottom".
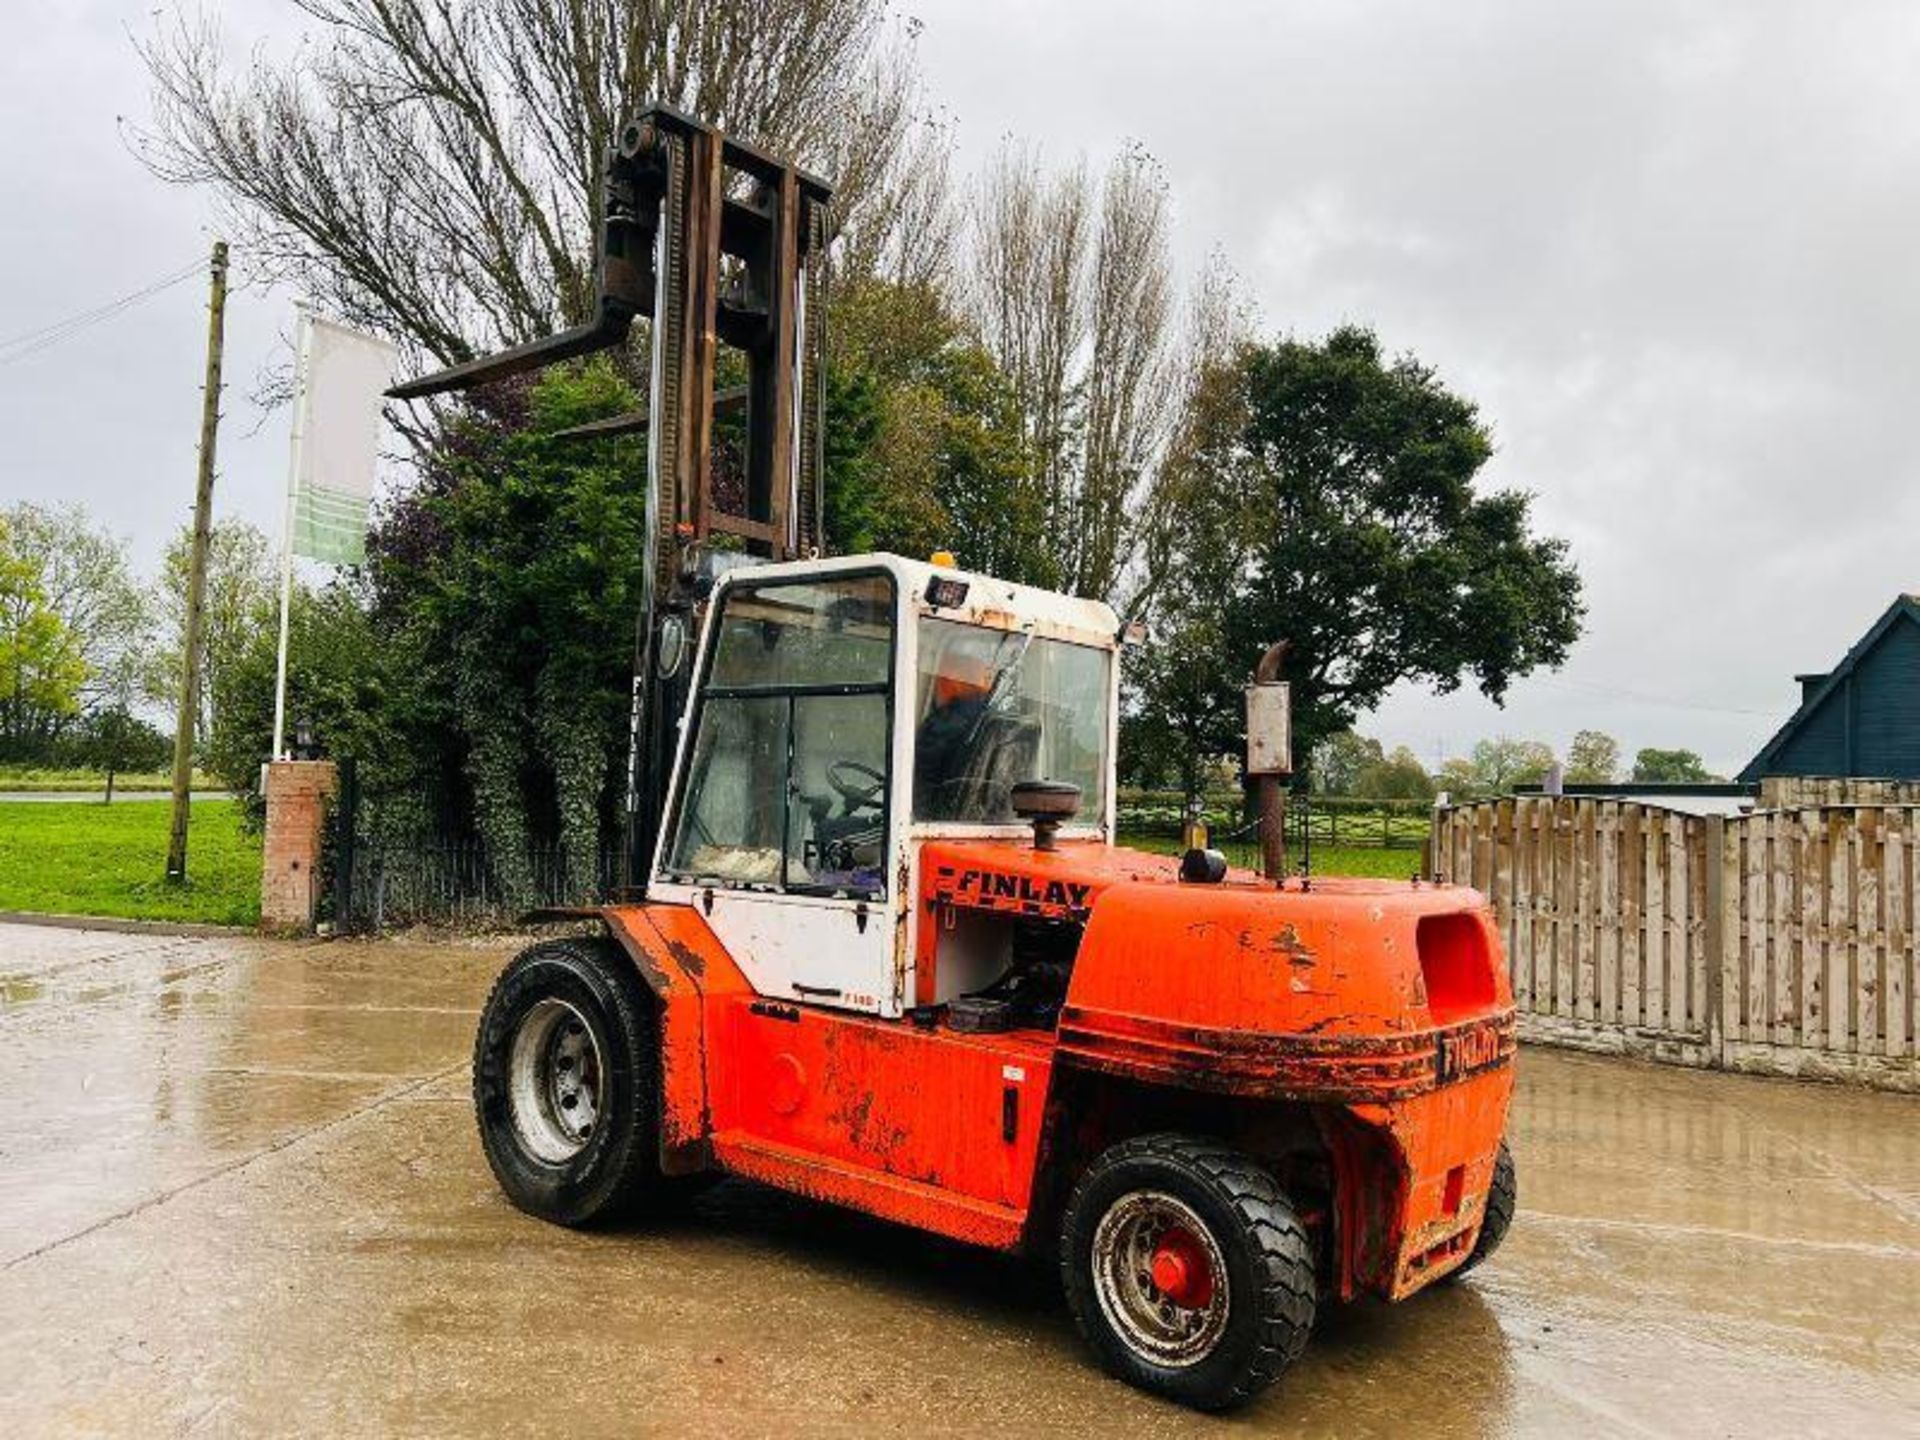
{"left": 1, "top": 922, "right": 1916, "bottom": 1437}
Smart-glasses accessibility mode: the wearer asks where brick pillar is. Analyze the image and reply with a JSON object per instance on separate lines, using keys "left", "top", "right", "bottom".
{"left": 261, "top": 760, "right": 338, "bottom": 933}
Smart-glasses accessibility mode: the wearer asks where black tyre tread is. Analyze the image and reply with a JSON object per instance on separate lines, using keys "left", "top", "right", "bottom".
{"left": 1059, "top": 1132, "right": 1317, "bottom": 1411}
{"left": 1453, "top": 1140, "right": 1516, "bottom": 1279}
{"left": 471, "top": 935, "right": 663, "bottom": 1226}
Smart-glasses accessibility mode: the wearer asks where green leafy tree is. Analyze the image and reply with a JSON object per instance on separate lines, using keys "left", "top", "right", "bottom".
{"left": 1310, "top": 730, "right": 1385, "bottom": 796}
{"left": 1121, "top": 609, "right": 1239, "bottom": 798}
{"left": 1, "top": 504, "right": 150, "bottom": 761}
{"left": 1434, "top": 738, "right": 1555, "bottom": 801}
{"left": 1437, "top": 756, "right": 1480, "bottom": 802}
{"left": 821, "top": 365, "right": 891, "bottom": 555}
{"left": 1130, "top": 327, "right": 1583, "bottom": 784}
{"left": 208, "top": 581, "right": 401, "bottom": 815}
{"left": 825, "top": 278, "right": 1039, "bottom": 576}
{"left": 81, "top": 605, "right": 163, "bottom": 795}
{"left": 59, "top": 706, "right": 171, "bottom": 800}
{"left": 1354, "top": 746, "right": 1436, "bottom": 802}
{"left": 1116, "top": 682, "right": 1180, "bottom": 790}
{"left": 1469, "top": 737, "right": 1557, "bottom": 795}
{"left": 0, "top": 512, "right": 87, "bottom": 759}
{"left": 1632, "top": 747, "right": 1719, "bottom": 783}
{"left": 149, "top": 518, "right": 277, "bottom": 750}
{"left": 1565, "top": 729, "right": 1621, "bottom": 784}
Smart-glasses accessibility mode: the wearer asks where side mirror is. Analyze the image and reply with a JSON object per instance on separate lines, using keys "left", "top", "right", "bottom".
{"left": 1010, "top": 780, "right": 1081, "bottom": 851}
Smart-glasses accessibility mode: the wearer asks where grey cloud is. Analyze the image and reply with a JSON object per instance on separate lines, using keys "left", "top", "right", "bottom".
{"left": 7, "top": 0, "right": 1917, "bottom": 776}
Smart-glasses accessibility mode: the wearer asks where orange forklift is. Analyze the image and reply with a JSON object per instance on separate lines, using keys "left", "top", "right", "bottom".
{"left": 393, "top": 107, "right": 1517, "bottom": 1410}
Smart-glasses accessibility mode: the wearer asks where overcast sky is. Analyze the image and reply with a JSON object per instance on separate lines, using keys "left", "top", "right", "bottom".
{"left": 6, "top": 1, "right": 1920, "bottom": 777}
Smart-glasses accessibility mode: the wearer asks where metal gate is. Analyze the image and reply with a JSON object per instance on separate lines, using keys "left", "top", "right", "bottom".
{"left": 327, "top": 758, "right": 620, "bottom": 930}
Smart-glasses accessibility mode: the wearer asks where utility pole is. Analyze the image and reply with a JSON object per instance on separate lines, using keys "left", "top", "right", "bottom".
{"left": 166, "top": 239, "right": 229, "bottom": 884}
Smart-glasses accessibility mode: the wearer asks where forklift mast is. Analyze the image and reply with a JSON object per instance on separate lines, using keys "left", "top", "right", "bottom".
{"left": 389, "top": 106, "right": 833, "bottom": 893}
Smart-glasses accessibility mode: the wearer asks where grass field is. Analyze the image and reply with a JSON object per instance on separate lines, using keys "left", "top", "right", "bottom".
{"left": 0, "top": 803, "right": 1405, "bottom": 932}
{"left": 0, "top": 766, "right": 216, "bottom": 794}
{"left": 1118, "top": 831, "right": 1422, "bottom": 880}
{"left": 0, "top": 799, "right": 261, "bottom": 926}
{"left": 1273, "top": 844, "right": 1425, "bottom": 879}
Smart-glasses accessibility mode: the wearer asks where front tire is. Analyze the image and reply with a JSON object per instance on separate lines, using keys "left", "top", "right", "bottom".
{"left": 472, "top": 936, "right": 663, "bottom": 1226}
{"left": 1059, "top": 1134, "right": 1317, "bottom": 1411}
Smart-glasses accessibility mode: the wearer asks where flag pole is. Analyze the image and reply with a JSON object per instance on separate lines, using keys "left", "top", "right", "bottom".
{"left": 271, "top": 308, "right": 313, "bottom": 762}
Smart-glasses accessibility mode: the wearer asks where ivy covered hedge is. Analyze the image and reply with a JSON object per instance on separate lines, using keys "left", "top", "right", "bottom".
{"left": 211, "top": 362, "right": 647, "bottom": 907}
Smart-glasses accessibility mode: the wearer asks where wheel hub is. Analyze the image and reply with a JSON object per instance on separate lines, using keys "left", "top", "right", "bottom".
{"left": 506, "top": 997, "right": 604, "bottom": 1164}
{"left": 1090, "top": 1191, "right": 1231, "bottom": 1367}
{"left": 1150, "top": 1227, "right": 1215, "bottom": 1309}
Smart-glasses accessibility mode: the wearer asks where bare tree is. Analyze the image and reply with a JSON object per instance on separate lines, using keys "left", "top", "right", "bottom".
{"left": 1079, "top": 147, "right": 1174, "bottom": 599}
{"left": 967, "top": 142, "right": 1179, "bottom": 602}
{"left": 972, "top": 144, "right": 1084, "bottom": 565}
{"left": 136, "top": 1, "right": 937, "bottom": 371}
{"left": 1127, "top": 248, "right": 1256, "bottom": 619}
{"left": 832, "top": 102, "right": 961, "bottom": 292}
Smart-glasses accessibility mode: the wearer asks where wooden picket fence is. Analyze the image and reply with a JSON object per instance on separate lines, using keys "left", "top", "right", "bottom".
{"left": 1428, "top": 797, "right": 1919, "bottom": 1090}
{"left": 1757, "top": 776, "right": 1920, "bottom": 807}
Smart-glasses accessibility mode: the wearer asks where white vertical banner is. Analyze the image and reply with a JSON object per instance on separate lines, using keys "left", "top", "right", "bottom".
{"left": 271, "top": 311, "right": 396, "bottom": 759}
{"left": 290, "top": 316, "right": 397, "bottom": 565}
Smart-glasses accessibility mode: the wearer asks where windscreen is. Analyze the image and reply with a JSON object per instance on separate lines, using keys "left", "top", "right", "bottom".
{"left": 911, "top": 616, "right": 1110, "bottom": 824}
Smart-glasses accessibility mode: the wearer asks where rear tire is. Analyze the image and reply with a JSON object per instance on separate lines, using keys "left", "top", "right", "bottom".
{"left": 472, "top": 936, "right": 665, "bottom": 1226}
{"left": 1059, "top": 1134, "right": 1316, "bottom": 1411}
{"left": 1452, "top": 1140, "right": 1516, "bottom": 1279}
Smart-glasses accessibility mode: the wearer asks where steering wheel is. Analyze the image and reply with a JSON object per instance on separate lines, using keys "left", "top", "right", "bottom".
{"left": 827, "top": 760, "right": 886, "bottom": 813}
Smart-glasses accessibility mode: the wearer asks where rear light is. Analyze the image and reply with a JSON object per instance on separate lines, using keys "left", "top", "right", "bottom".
{"left": 1415, "top": 912, "right": 1496, "bottom": 1023}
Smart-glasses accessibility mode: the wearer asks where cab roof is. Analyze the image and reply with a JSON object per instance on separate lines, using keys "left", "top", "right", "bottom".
{"left": 715, "top": 551, "right": 1122, "bottom": 650}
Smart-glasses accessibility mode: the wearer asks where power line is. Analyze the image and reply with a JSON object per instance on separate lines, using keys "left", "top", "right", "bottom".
{"left": 0, "top": 257, "right": 207, "bottom": 370}
{"left": 1532, "top": 674, "right": 1777, "bottom": 718}
{"left": 0, "top": 256, "right": 204, "bottom": 352}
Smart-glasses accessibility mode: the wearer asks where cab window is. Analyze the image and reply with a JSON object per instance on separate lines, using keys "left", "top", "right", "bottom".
{"left": 912, "top": 617, "right": 1110, "bottom": 823}
{"left": 665, "top": 575, "right": 893, "bottom": 898}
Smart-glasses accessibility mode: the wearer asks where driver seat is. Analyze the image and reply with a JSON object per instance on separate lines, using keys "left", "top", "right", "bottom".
{"left": 944, "top": 708, "right": 1042, "bottom": 820}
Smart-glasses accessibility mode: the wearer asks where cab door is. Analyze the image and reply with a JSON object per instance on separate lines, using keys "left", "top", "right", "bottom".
{"left": 651, "top": 568, "right": 903, "bottom": 1015}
